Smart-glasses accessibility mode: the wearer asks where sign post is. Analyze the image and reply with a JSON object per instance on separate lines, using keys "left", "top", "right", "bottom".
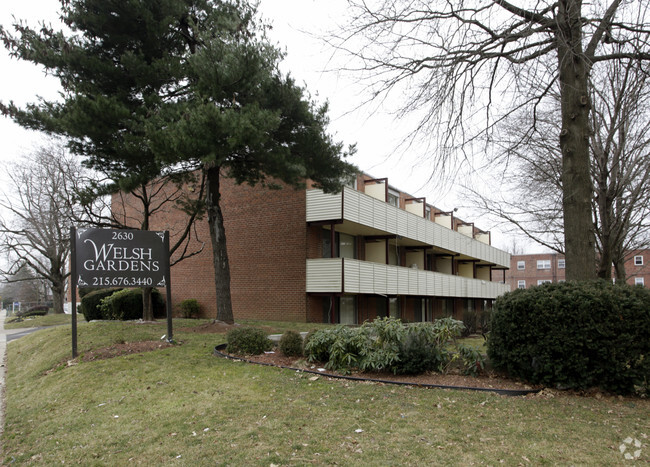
{"left": 70, "top": 227, "right": 173, "bottom": 358}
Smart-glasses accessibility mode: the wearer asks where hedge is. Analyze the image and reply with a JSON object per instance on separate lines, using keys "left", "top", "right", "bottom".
{"left": 80, "top": 289, "right": 122, "bottom": 321}
{"left": 487, "top": 281, "right": 650, "bottom": 395}
{"left": 99, "top": 288, "right": 165, "bottom": 321}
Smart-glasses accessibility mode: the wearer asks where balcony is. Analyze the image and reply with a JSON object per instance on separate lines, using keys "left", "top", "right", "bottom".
{"left": 307, "top": 187, "right": 510, "bottom": 268}
{"left": 307, "top": 258, "right": 510, "bottom": 299}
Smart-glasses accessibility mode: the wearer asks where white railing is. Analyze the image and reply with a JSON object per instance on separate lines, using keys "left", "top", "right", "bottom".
{"left": 306, "top": 258, "right": 510, "bottom": 299}
{"left": 306, "top": 187, "right": 510, "bottom": 268}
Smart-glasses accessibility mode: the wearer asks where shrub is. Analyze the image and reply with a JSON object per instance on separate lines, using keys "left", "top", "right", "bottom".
{"left": 304, "top": 317, "right": 466, "bottom": 375}
{"left": 302, "top": 329, "right": 319, "bottom": 355}
{"left": 17, "top": 305, "right": 49, "bottom": 317}
{"left": 22, "top": 309, "right": 49, "bottom": 317}
{"left": 303, "top": 328, "right": 338, "bottom": 363}
{"left": 326, "top": 326, "right": 369, "bottom": 373}
{"left": 226, "top": 327, "right": 272, "bottom": 355}
{"left": 430, "top": 317, "right": 465, "bottom": 344}
{"left": 488, "top": 281, "right": 650, "bottom": 395}
{"left": 396, "top": 332, "right": 444, "bottom": 375}
{"left": 303, "top": 326, "right": 367, "bottom": 372}
{"left": 78, "top": 288, "right": 94, "bottom": 299}
{"left": 98, "top": 288, "right": 165, "bottom": 321}
{"left": 178, "top": 299, "right": 200, "bottom": 319}
{"left": 279, "top": 330, "right": 304, "bottom": 357}
{"left": 479, "top": 306, "right": 492, "bottom": 335}
{"left": 456, "top": 344, "right": 486, "bottom": 377}
{"left": 99, "top": 289, "right": 143, "bottom": 320}
{"left": 394, "top": 322, "right": 455, "bottom": 374}
{"left": 461, "top": 307, "right": 477, "bottom": 337}
{"left": 80, "top": 288, "right": 122, "bottom": 321}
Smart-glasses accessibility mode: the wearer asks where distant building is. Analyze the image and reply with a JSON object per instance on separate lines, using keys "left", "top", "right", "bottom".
{"left": 494, "top": 249, "right": 650, "bottom": 290}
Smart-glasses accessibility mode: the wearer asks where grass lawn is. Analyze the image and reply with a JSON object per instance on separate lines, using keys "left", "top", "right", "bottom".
{"left": 3, "top": 312, "right": 81, "bottom": 330}
{"left": 2, "top": 319, "right": 648, "bottom": 465}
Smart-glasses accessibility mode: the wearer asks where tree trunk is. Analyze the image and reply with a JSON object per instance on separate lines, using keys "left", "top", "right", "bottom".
{"left": 596, "top": 166, "right": 613, "bottom": 280}
{"left": 613, "top": 257, "right": 627, "bottom": 283}
{"left": 597, "top": 247, "right": 613, "bottom": 280}
{"left": 612, "top": 245, "right": 627, "bottom": 283}
{"left": 140, "top": 185, "right": 155, "bottom": 321}
{"left": 205, "top": 165, "right": 234, "bottom": 324}
{"left": 142, "top": 287, "right": 154, "bottom": 321}
{"left": 557, "top": 0, "right": 598, "bottom": 281}
{"left": 51, "top": 282, "right": 65, "bottom": 314}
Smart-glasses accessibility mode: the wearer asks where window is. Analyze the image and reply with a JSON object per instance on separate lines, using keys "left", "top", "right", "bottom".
{"left": 634, "top": 255, "right": 644, "bottom": 266}
{"left": 339, "top": 296, "right": 357, "bottom": 324}
{"left": 517, "top": 261, "right": 525, "bottom": 270}
{"left": 558, "top": 259, "right": 565, "bottom": 269}
{"left": 537, "top": 259, "right": 551, "bottom": 269}
{"left": 635, "top": 277, "right": 645, "bottom": 286}
{"left": 517, "top": 280, "right": 526, "bottom": 289}
{"left": 389, "top": 297, "right": 400, "bottom": 319}
{"left": 388, "top": 243, "right": 400, "bottom": 266}
{"left": 342, "top": 175, "right": 357, "bottom": 190}
{"left": 441, "top": 298, "right": 454, "bottom": 317}
{"left": 537, "top": 280, "right": 552, "bottom": 285}
{"left": 322, "top": 229, "right": 356, "bottom": 259}
{"left": 412, "top": 298, "right": 424, "bottom": 322}
{"left": 387, "top": 188, "right": 399, "bottom": 207}
{"left": 339, "top": 233, "right": 356, "bottom": 259}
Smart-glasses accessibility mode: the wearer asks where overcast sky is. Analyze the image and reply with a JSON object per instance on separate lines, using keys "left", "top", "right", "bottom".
{"left": 0, "top": 1, "right": 519, "bottom": 250}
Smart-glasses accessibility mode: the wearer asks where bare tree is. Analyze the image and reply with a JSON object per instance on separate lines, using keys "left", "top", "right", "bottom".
{"left": 334, "top": 0, "right": 650, "bottom": 280}
{"left": 0, "top": 143, "right": 84, "bottom": 314}
{"left": 0, "top": 264, "right": 44, "bottom": 308}
{"left": 590, "top": 58, "right": 650, "bottom": 280}
{"left": 70, "top": 169, "right": 207, "bottom": 321}
{"left": 465, "top": 57, "right": 650, "bottom": 280}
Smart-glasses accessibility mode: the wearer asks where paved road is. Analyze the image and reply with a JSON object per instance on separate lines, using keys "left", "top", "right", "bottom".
{"left": 4, "top": 326, "right": 48, "bottom": 342}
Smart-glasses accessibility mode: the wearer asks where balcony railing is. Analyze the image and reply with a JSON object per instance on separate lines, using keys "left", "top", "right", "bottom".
{"left": 307, "top": 187, "right": 510, "bottom": 268}
{"left": 306, "top": 258, "right": 510, "bottom": 299}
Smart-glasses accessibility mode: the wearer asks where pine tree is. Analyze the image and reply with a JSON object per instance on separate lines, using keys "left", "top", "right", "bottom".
{"left": 2, "top": 0, "right": 356, "bottom": 323}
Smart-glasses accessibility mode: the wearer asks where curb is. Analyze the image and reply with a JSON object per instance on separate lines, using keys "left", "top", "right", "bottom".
{"left": 213, "top": 344, "right": 540, "bottom": 397}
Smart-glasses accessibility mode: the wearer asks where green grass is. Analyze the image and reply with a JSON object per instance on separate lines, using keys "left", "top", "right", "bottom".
{"left": 457, "top": 335, "right": 487, "bottom": 351}
{"left": 237, "top": 319, "right": 333, "bottom": 334}
{"left": 4, "top": 313, "right": 83, "bottom": 329}
{"left": 2, "top": 320, "right": 649, "bottom": 465}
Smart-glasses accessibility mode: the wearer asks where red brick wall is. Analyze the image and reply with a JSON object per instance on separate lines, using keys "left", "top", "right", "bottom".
{"left": 494, "top": 251, "right": 650, "bottom": 290}
{"left": 626, "top": 249, "right": 650, "bottom": 287}
{"left": 496, "top": 253, "right": 566, "bottom": 290}
{"left": 145, "top": 175, "right": 309, "bottom": 321}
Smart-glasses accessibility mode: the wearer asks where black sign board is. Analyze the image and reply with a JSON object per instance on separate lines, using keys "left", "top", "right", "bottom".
{"left": 75, "top": 228, "right": 168, "bottom": 289}
{"left": 70, "top": 227, "right": 173, "bottom": 358}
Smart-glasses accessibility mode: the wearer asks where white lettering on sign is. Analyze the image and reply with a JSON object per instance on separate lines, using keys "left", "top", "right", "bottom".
{"left": 81, "top": 239, "right": 160, "bottom": 273}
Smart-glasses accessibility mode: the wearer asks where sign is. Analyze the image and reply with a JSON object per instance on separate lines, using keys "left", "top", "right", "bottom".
{"left": 75, "top": 228, "right": 168, "bottom": 288}
{"left": 70, "top": 227, "right": 173, "bottom": 358}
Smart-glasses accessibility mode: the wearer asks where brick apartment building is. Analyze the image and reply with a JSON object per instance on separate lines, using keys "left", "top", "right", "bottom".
{"left": 497, "top": 250, "right": 650, "bottom": 290}
{"left": 116, "top": 172, "right": 511, "bottom": 323}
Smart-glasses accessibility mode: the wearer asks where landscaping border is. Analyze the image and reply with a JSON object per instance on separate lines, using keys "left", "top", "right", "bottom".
{"left": 214, "top": 344, "right": 540, "bottom": 397}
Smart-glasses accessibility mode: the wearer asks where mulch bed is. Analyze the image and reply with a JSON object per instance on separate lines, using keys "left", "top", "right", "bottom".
{"left": 217, "top": 347, "right": 543, "bottom": 395}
